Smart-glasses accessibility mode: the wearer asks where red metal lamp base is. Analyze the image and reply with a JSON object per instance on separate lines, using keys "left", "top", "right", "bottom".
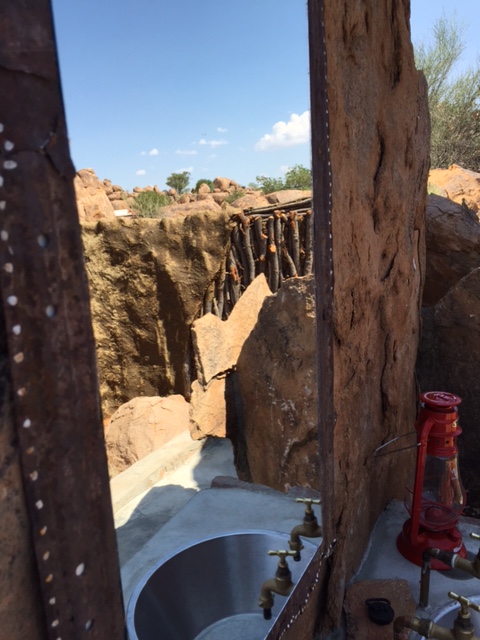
{"left": 396, "top": 519, "right": 466, "bottom": 570}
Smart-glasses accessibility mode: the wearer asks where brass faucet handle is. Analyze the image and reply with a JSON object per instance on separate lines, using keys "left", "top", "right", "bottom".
{"left": 470, "top": 532, "right": 480, "bottom": 541}
{"left": 295, "top": 498, "right": 321, "bottom": 506}
{"left": 448, "top": 591, "right": 480, "bottom": 615}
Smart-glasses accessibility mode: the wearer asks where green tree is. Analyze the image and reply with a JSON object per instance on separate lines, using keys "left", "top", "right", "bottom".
{"left": 255, "top": 175, "right": 285, "bottom": 194}
{"left": 166, "top": 171, "right": 190, "bottom": 193}
{"left": 415, "top": 17, "right": 480, "bottom": 171}
{"left": 255, "top": 164, "right": 312, "bottom": 194}
{"left": 284, "top": 164, "right": 312, "bottom": 190}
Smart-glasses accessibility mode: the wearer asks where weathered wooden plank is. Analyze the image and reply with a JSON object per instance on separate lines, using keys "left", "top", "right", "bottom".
{"left": 0, "top": 2, "right": 125, "bottom": 638}
{"left": 265, "top": 0, "right": 335, "bottom": 636}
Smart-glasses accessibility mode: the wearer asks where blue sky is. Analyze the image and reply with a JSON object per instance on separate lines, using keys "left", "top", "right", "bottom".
{"left": 51, "top": 1, "right": 480, "bottom": 192}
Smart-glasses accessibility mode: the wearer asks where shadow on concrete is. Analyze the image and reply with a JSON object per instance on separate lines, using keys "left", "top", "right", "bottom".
{"left": 115, "top": 437, "right": 236, "bottom": 567}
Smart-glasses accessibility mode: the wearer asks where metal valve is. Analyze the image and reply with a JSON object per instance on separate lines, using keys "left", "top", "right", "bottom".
{"left": 295, "top": 498, "right": 321, "bottom": 506}
{"left": 470, "top": 532, "right": 480, "bottom": 541}
{"left": 268, "top": 549, "right": 297, "bottom": 563}
{"left": 448, "top": 591, "right": 480, "bottom": 615}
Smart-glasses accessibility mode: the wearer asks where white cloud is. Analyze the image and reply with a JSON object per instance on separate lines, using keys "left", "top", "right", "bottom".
{"left": 255, "top": 111, "right": 311, "bottom": 151}
{"left": 149, "top": 148, "right": 159, "bottom": 156}
{"left": 217, "top": 127, "right": 228, "bottom": 133}
{"left": 199, "top": 138, "right": 228, "bottom": 148}
{"left": 136, "top": 169, "right": 146, "bottom": 176}
{"left": 175, "top": 149, "right": 198, "bottom": 156}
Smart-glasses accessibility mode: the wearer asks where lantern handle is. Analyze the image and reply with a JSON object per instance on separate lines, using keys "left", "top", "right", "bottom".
{"left": 373, "top": 431, "right": 420, "bottom": 457}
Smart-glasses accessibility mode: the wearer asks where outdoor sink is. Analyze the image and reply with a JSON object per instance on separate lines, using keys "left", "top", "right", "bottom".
{"left": 410, "top": 594, "right": 480, "bottom": 639}
{"left": 126, "top": 529, "right": 319, "bottom": 640}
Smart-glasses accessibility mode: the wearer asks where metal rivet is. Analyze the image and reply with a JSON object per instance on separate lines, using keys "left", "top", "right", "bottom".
{"left": 36, "top": 500, "right": 44, "bottom": 510}
{"left": 17, "top": 387, "right": 26, "bottom": 397}
{"left": 23, "top": 418, "right": 31, "bottom": 428}
{"left": 3, "top": 160, "right": 17, "bottom": 170}
{"left": 7, "top": 295, "right": 17, "bottom": 306}
{"left": 85, "top": 619, "right": 93, "bottom": 631}
{"left": 4, "top": 263, "right": 13, "bottom": 273}
{"left": 43, "top": 551, "right": 50, "bottom": 561}
{"left": 0, "top": 201, "right": 6, "bottom": 210}
{"left": 49, "top": 597, "right": 56, "bottom": 605}
{"left": 45, "top": 305, "right": 56, "bottom": 318}
{"left": 0, "top": 176, "right": 3, "bottom": 188}
{"left": 4, "top": 141, "right": 14, "bottom": 151}
{"left": 45, "top": 574, "right": 53, "bottom": 583}
{"left": 51, "top": 619, "right": 59, "bottom": 628}
{"left": 75, "top": 563, "right": 85, "bottom": 576}
{"left": 39, "top": 526, "right": 47, "bottom": 535}
{"left": 13, "top": 352, "right": 24, "bottom": 363}
{"left": 37, "top": 234, "right": 48, "bottom": 248}
{"left": 1, "top": 230, "right": 8, "bottom": 241}
{"left": 30, "top": 471, "right": 39, "bottom": 481}
{"left": 13, "top": 324, "right": 21, "bottom": 335}
{"left": 26, "top": 446, "right": 35, "bottom": 454}
{"left": 0, "top": 123, "right": 4, "bottom": 133}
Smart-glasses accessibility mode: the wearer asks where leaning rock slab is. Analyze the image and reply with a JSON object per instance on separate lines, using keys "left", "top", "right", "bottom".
{"left": 189, "top": 377, "right": 235, "bottom": 439}
{"left": 424, "top": 194, "right": 480, "bottom": 306}
{"left": 191, "top": 273, "right": 272, "bottom": 386}
{"left": 105, "top": 395, "right": 190, "bottom": 476}
{"left": 234, "top": 276, "right": 318, "bottom": 491}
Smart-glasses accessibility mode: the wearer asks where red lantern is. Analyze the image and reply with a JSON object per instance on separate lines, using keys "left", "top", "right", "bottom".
{"left": 397, "top": 391, "right": 467, "bottom": 569}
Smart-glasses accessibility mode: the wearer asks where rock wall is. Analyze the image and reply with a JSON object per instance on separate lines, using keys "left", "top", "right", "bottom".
{"left": 82, "top": 211, "right": 230, "bottom": 418}
{"left": 323, "top": 0, "right": 430, "bottom": 626}
{"left": 417, "top": 268, "right": 480, "bottom": 511}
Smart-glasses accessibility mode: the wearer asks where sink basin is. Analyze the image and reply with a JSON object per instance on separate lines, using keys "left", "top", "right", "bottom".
{"left": 410, "top": 595, "right": 480, "bottom": 639}
{"left": 126, "top": 529, "right": 319, "bottom": 640}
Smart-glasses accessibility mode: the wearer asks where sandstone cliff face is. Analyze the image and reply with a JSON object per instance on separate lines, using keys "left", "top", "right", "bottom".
{"left": 82, "top": 211, "right": 230, "bottom": 418}
{"left": 321, "top": 0, "right": 430, "bottom": 623}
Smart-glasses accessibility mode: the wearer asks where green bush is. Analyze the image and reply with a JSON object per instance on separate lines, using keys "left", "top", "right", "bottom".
{"left": 194, "top": 178, "right": 214, "bottom": 193}
{"left": 224, "top": 190, "right": 244, "bottom": 204}
{"left": 131, "top": 191, "right": 171, "bottom": 218}
{"left": 415, "top": 17, "right": 480, "bottom": 171}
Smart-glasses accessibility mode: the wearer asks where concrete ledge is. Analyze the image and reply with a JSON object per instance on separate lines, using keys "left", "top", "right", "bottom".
{"left": 110, "top": 430, "right": 203, "bottom": 514}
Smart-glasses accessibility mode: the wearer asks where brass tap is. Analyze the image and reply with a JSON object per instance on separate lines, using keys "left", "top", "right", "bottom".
{"left": 288, "top": 498, "right": 322, "bottom": 561}
{"left": 258, "top": 550, "right": 297, "bottom": 620}
{"left": 393, "top": 592, "right": 480, "bottom": 640}
{"left": 420, "top": 535, "right": 480, "bottom": 608}
{"left": 432, "top": 535, "right": 480, "bottom": 579}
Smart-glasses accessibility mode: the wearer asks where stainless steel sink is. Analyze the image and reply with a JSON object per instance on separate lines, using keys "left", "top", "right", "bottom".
{"left": 126, "top": 529, "right": 319, "bottom": 640}
{"left": 410, "top": 595, "right": 480, "bottom": 639}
